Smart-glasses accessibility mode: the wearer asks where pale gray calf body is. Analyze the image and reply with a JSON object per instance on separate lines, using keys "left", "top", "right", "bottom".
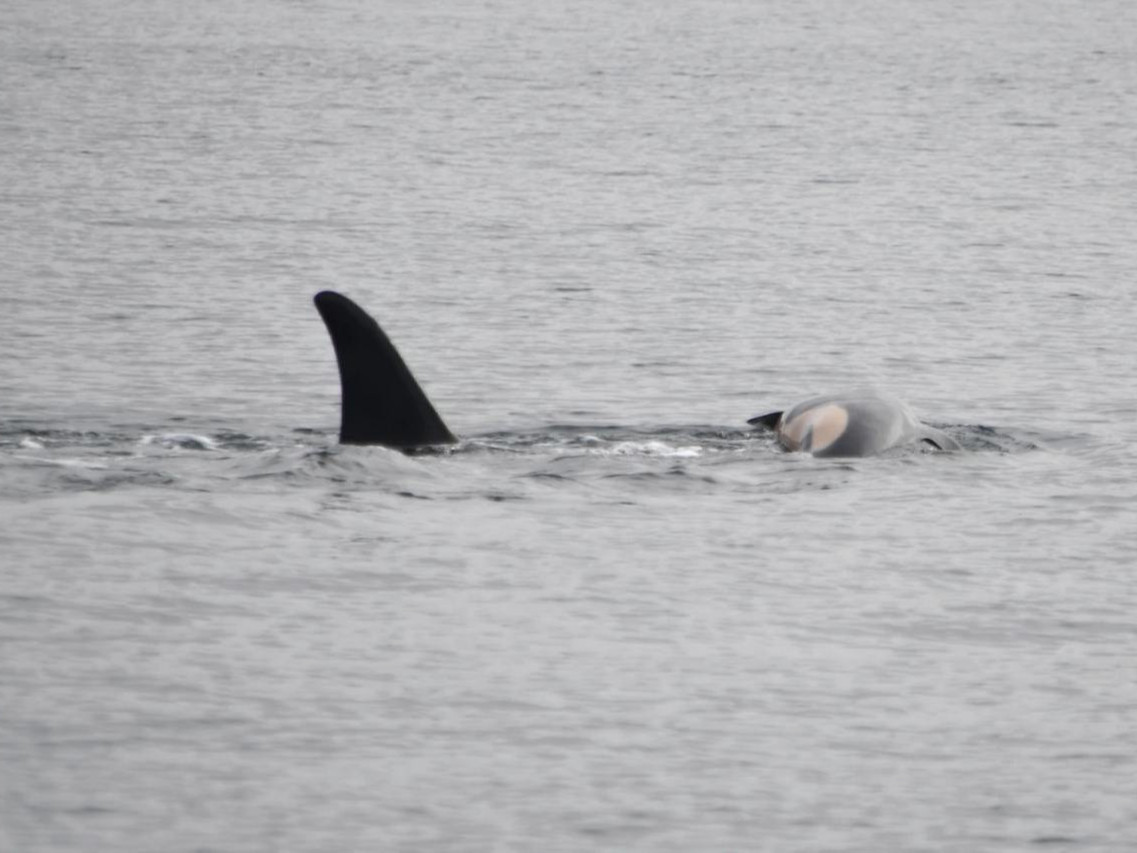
{"left": 749, "top": 391, "right": 960, "bottom": 457}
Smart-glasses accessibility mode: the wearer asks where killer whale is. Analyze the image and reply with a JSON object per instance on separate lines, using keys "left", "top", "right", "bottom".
{"left": 747, "top": 392, "right": 961, "bottom": 457}
{"left": 314, "top": 290, "right": 959, "bottom": 457}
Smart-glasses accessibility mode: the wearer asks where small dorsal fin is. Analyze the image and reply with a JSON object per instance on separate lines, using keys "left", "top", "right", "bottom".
{"left": 917, "top": 426, "right": 962, "bottom": 452}
{"left": 747, "top": 410, "right": 783, "bottom": 429}
{"left": 313, "top": 291, "right": 457, "bottom": 449}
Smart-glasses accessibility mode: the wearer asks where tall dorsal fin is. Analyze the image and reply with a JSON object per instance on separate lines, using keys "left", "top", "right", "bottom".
{"left": 313, "top": 291, "right": 457, "bottom": 448}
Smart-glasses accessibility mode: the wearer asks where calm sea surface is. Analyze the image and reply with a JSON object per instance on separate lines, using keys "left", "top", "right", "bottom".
{"left": 2, "top": 1, "right": 1136, "bottom": 850}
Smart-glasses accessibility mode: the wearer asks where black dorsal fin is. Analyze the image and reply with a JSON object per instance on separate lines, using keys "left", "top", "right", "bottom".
{"left": 747, "top": 410, "right": 783, "bottom": 429}
{"left": 313, "top": 291, "right": 457, "bottom": 448}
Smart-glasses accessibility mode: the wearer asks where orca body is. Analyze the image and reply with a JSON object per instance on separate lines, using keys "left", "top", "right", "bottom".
{"left": 314, "top": 291, "right": 960, "bottom": 457}
{"left": 313, "top": 291, "right": 456, "bottom": 448}
{"left": 748, "top": 391, "right": 960, "bottom": 457}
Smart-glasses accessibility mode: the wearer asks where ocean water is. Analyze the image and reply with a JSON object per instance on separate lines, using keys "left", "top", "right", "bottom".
{"left": 2, "top": 1, "right": 1136, "bottom": 850}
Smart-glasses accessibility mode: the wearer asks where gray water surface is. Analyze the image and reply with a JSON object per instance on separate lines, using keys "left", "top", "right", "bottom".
{"left": 2, "top": 1, "right": 1136, "bottom": 851}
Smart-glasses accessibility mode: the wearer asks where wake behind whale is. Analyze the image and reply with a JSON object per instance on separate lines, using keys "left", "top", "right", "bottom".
{"left": 313, "top": 290, "right": 961, "bottom": 459}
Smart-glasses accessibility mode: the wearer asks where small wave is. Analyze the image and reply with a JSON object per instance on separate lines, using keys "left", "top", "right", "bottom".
{"left": 23, "top": 456, "right": 109, "bottom": 470}
{"left": 600, "top": 465, "right": 719, "bottom": 486}
{"left": 0, "top": 425, "right": 130, "bottom": 450}
{"left": 602, "top": 440, "right": 703, "bottom": 458}
{"left": 944, "top": 424, "right": 1045, "bottom": 454}
{"left": 139, "top": 433, "right": 218, "bottom": 451}
{"left": 465, "top": 425, "right": 749, "bottom": 458}
{"left": 58, "top": 470, "right": 177, "bottom": 492}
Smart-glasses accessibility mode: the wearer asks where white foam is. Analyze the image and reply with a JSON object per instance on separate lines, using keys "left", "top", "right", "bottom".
{"left": 603, "top": 441, "right": 703, "bottom": 458}
{"left": 140, "top": 433, "right": 218, "bottom": 451}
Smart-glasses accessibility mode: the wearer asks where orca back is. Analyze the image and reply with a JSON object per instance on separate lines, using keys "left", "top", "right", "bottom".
{"left": 749, "top": 391, "right": 959, "bottom": 457}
